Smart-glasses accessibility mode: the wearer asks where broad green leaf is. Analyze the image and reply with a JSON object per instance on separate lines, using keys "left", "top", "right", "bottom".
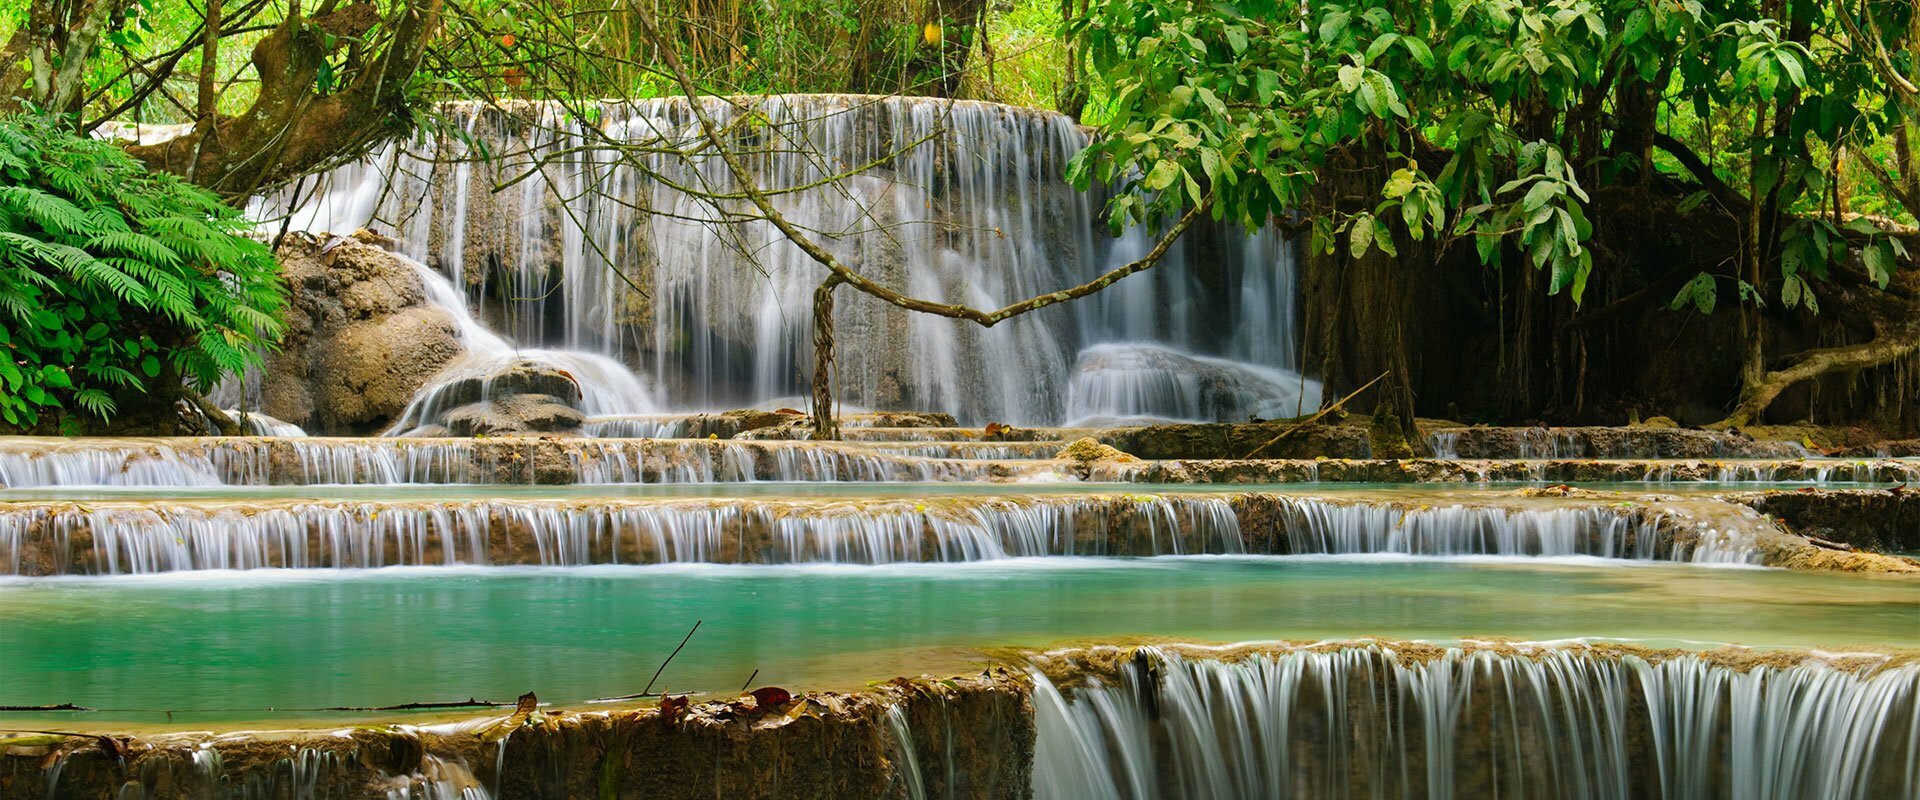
{"left": 1521, "top": 180, "right": 1557, "bottom": 212}
{"left": 1144, "top": 160, "right": 1180, "bottom": 191}
{"left": 1349, "top": 216, "right": 1375, "bottom": 258}
{"left": 1863, "top": 242, "right": 1893, "bottom": 287}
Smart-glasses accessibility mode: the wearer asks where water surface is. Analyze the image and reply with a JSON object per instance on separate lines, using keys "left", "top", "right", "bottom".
{"left": 1, "top": 557, "right": 1912, "bottom": 725}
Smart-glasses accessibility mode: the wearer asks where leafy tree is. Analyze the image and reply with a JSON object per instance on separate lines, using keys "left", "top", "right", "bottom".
{"left": 1066, "top": 0, "right": 1916, "bottom": 425}
{"left": 0, "top": 114, "right": 283, "bottom": 428}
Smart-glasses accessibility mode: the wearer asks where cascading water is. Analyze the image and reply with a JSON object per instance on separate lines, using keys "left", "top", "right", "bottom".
{"left": 382, "top": 250, "right": 661, "bottom": 435}
{"left": 8, "top": 436, "right": 1916, "bottom": 488}
{"left": 0, "top": 493, "right": 1770, "bottom": 575}
{"left": 251, "top": 96, "right": 1321, "bottom": 425}
{"left": 1029, "top": 645, "right": 1920, "bottom": 800}
{"left": 1267, "top": 498, "right": 1758, "bottom": 563}
{"left": 0, "top": 495, "right": 1251, "bottom": 574}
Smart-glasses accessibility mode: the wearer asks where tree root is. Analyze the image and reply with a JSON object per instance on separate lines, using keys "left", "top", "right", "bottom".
{"left": 1717, "top": 306, "right": 1919, "bottom": 428}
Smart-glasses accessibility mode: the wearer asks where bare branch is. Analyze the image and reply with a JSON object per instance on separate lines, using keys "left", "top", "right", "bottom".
{"left": 629, "top": 3, "right": 1206, "bottom": 328}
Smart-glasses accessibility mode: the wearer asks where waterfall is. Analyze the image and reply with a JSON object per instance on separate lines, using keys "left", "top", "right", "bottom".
{"left": 1030, "top": 645, "right": 1920, "bottom": 800}
{"left": 383, "top": 250, "right": 660, "bottom": 435}
{"left": 0, "top": 493, "right": 1770, "bottom": 574}
{"left": 226, "top": 409, "right": 309, "bottom": 437}
{"left": 9, "top": 436, "right": 1910, "bottom": 489}
{"left": 0, "top": 495, "right": 1248, "bottom": 574}
{"left": 252, "top": 96, "right": 1320, "bottom": 425}
{"left": 1267, "top": 499, "right": 1758, "bottom": 563}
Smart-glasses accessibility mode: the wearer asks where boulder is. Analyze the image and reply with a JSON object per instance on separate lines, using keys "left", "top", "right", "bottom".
{"left": 403, "top": 361, "right": 590, "bottom": 437}
{"left": 230, "top": 232, "right": 465, "bottom": 435}
{"left": 443, "top": 394, "right": 587, "bottom": 437}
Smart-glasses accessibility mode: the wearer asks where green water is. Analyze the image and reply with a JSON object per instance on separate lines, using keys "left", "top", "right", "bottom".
{"left": 0, "top": 557, "right": 1913, "bottom": 725}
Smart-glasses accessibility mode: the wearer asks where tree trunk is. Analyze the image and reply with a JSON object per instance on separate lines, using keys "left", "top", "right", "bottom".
{"left": 125, "top": 0, "right": 443, "bottom": 198}
{"left": 811, "top": 276, "right": 843, "bottom": 440}
{"left": 1739, "top": 104, "right": 1769, "bottom": 399}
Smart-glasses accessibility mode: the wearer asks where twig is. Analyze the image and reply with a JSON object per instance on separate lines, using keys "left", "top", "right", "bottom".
{"left": 0, "top": 704, "right": 91, "bottom": 712}
{"left": 739, "top": 669, "right": 759, "bottom": 692}
{"left": 1243, "top": 371, "right": 1391, "bottom": 458}
{"left": 641, "top": 620, "right": 702, "bottom": 697}
{"left": 320, "top": 698, "right": 514, "bottom": 712}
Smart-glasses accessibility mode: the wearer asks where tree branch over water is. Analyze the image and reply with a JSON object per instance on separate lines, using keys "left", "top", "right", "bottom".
{"left": 630, "top": 4, "right": 1208, "bottom": 329}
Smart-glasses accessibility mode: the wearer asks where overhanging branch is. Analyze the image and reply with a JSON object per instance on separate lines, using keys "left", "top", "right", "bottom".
{"left": 628, "top": 3, "right": 1206, "bottom": 328}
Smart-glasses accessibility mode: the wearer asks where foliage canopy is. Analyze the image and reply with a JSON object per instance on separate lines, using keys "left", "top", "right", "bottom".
{"left": 0, "top": 114, "right": 282, "bottom": 426}
{"left": 1066, "top": 0, "right": 1916, "bottom": 308}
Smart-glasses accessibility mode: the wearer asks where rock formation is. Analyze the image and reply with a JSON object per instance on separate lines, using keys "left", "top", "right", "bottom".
{"left": 232, "top": 232, "right": 465, "bottom": 435}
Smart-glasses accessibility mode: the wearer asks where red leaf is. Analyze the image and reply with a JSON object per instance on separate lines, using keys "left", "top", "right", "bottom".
{"left": 658, "top": 694, "right": 689, "bottom": 720}
{"left": 749, "top": 687, "right": 792, "bottom": 708}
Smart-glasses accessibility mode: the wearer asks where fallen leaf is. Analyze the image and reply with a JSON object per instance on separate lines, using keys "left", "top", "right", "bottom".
{"left": 478, "top": 692, "right": 538, "bottom": 743}
{"left": 658, "top": 694, "right": 689, "bottom": 721}
{"left": 749, "top": 687, "right": 792, "bottom": 708}
{"left": 94, "top": 736, "right": 130, "bottom": 763}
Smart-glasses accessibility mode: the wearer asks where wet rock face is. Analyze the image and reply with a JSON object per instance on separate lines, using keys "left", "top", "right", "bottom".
{"left": 424, "top": 361, "right": 588, "bottom": 436}
{"left": 1423, "top": 425, "right": 1806, "bottom": 459}
{"left": 0, "top": 675, "right": 1034, "bottom": 800}
{"left": 1736, "top": 489, "right": 1920, "bottom": 553}
{"left": 245, "top": 232, "right": 465, "bottom": 435}
{"left": 1097, "top": 422, "right": 1375, "bottom": 460}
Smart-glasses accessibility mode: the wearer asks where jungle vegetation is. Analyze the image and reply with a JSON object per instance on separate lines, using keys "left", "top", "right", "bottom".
{"left": 0, "top": 0, "right": 1913, "bottom": 433}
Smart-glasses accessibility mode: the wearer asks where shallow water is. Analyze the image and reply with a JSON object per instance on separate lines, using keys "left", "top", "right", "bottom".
{"left": 0, "top": 557, "right": 1912, "bottom": 725}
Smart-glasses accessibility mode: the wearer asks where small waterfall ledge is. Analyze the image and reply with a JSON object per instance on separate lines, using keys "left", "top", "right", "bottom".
{"left": 4, "top": 436, "right": 1919, "bottom": 488}
{"left": 4, "top": 642, "right": 1913, "bottom": 800}
{"left": 1028, "top": 642, "right": 1920, "bottom": 800}
{"left": 0, "top": 493, "right": 1844, "bottom": 574}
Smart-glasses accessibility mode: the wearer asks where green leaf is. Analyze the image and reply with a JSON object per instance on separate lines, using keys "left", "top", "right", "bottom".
{"left": 1224, "top": 25, "right": 1248, "bottom": 54}
{"left": 1863, "top": 242, "right": 1893, "bottom": 287}
{"left": 1144, "top": 160, "right": 1180, "bottom": 191}
{"left": 1372, "top": 217, "right": 1398, "bottom": 257}
{"left": 1625, "top": 9, "right": 1652, "bottom": 43}
{"left": 1521, "top": 181, "right": 1557, "bottom": 212}
{"left": 1318, "top": 10, "right": 1351, "bottom": 43}
{"left": 140, "top": 353, "right": 161, "bottom": 378}
{"left": 1365, "top": 33, "right": 1400, "bottom": 62}
{"left": 1402, "top": 38, "right": 1434, "bottom": 68}
{"left": 1670, "top": 272, "right": 1717, "bottom": 315}
{"left": 1349, "top": 216, "right": 1375, "bottom": 258}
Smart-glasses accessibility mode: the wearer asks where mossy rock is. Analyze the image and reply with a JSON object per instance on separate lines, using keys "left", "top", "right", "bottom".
{"left": 1056, "top": 438, "right": 1139, "bottom": 463}
{"left": 1368, "top": 407, "right": 1416, "bottom": 459}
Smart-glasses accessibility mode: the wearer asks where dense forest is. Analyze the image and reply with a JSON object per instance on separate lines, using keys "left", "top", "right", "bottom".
{"left": 0, "top": 0, "right": 1915, "bottom": 438}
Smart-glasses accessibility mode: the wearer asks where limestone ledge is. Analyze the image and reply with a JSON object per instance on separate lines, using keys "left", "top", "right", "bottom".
{"left": 4, "top": 639, "right": 1915, "bottom": 799}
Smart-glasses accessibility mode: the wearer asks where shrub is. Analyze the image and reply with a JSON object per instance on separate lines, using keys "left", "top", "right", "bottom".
{"left": 0, "top": 114, "right": 283, "bottom": 428}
